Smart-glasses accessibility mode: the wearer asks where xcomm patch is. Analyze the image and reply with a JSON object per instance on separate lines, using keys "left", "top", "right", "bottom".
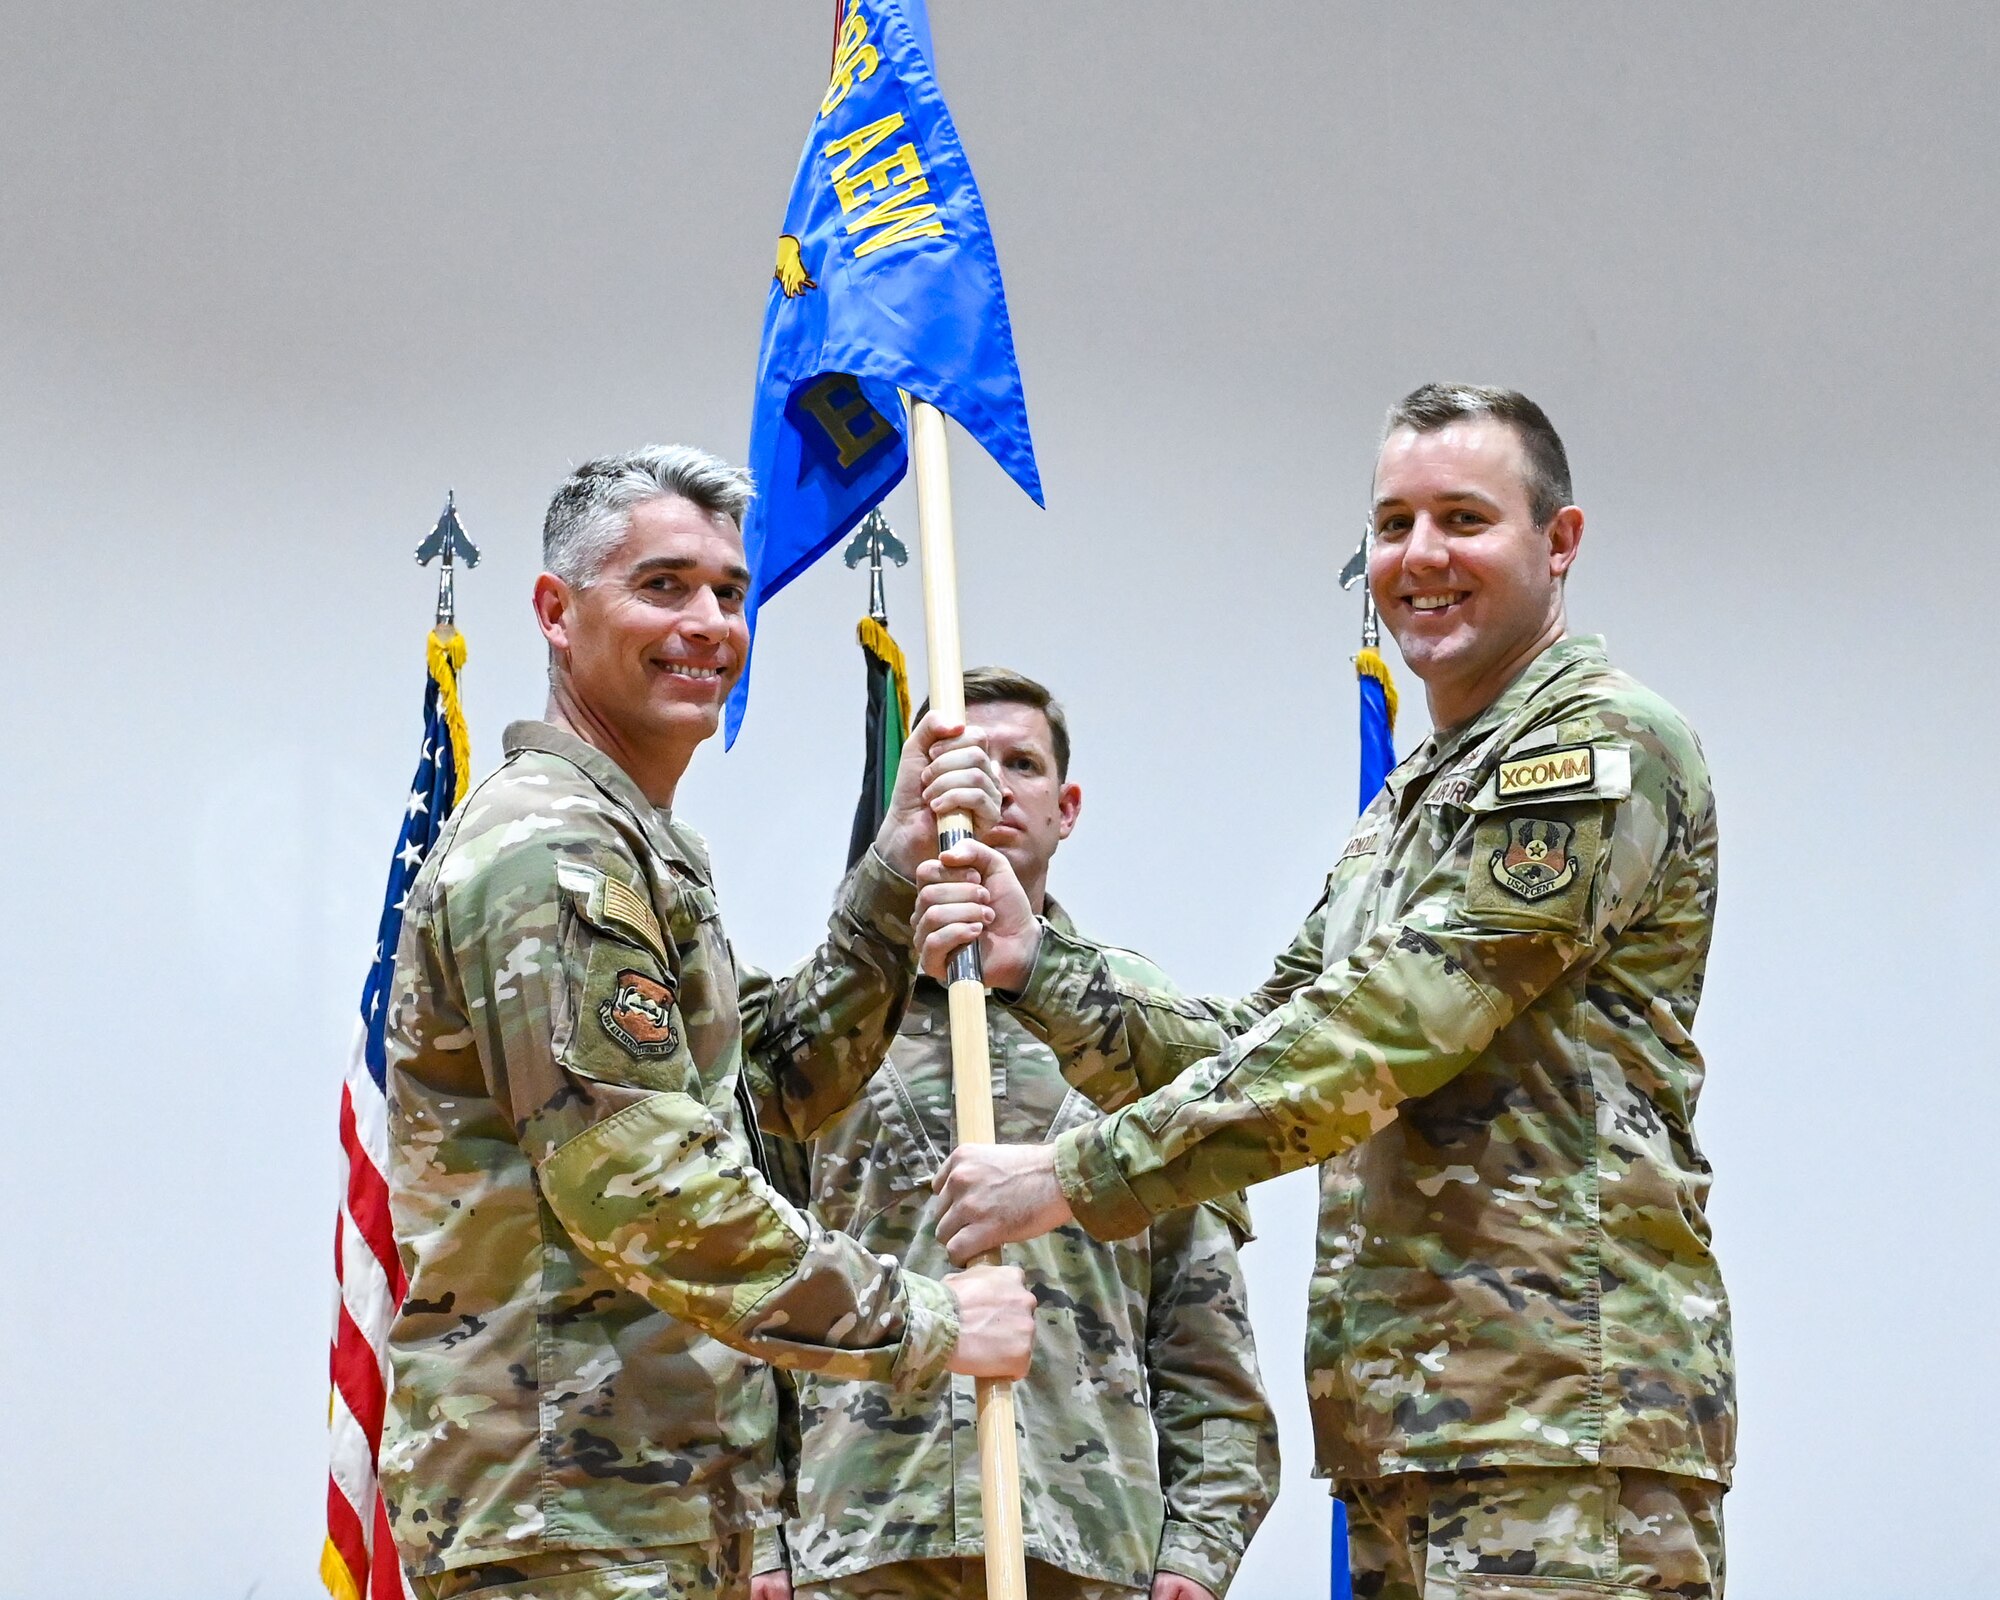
{"left": 1495, "top": 745, "right": 1594, "bottom": 800}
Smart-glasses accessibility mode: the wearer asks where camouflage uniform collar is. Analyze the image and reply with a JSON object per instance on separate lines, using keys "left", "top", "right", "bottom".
{"left": 501, "top": 719, "right": 711, "bottom": 882}
{"left": 1387, "top": 634, "right": 1609, "bottom": 800}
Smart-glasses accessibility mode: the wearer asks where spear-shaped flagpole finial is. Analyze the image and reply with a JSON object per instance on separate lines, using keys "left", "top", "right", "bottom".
{"left": 1339, "top": 524, "right": 1380, "bottom": 649}
{"left": 416, "top": 490, "right": 482, "bottom": 633}
{"left": 842, "top": 506, "right": 909, "bottom": 625}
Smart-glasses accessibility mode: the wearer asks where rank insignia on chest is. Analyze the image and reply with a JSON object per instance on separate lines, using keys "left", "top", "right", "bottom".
{"left": 1490, "top": 816, "right": 1579, "bottom": 901}
{"left": 601, "top": 969, "right": 680, "bottom": 1057}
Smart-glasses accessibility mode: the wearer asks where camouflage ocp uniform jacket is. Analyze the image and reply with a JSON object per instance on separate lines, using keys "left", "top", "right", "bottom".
{"left": 1007, "top": 637, "right": 1734, "bottom": 1488}
{"left": 782, "top": 903, "right": 1280, "bottom": 1597}
{"left": 380, "top": 721, "right": 959, "bottom": 1577}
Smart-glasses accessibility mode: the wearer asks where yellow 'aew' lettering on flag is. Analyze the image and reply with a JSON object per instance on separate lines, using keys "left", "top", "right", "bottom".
{"left": 1496, "top": 746, "right": 1595, "bottom": 798}
{"left": 822, "top": 112, "right": 947, "bottom": 259}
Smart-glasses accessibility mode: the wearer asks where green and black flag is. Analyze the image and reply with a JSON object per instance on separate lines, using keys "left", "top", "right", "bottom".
{"left": 846, "top": 613, "right": 912, "bottom": 868}
{"left": 843, "top": 509, "right": 913, "bottom": 868}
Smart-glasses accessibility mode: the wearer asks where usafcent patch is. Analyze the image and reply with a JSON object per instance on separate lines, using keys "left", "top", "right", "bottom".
{"left": 1489, "top": 817, "right": 1579, "bottom": 901}
{"left": 1496, "top": 745, "right": 1594, "bottom": 799}
{"left": 601, "top": 969, "right": 680, "bottom": 1057}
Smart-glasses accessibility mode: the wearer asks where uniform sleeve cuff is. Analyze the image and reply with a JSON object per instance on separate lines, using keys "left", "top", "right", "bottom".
{"left": 836, "top": 846, "right": 921, "bottom": 950}
{"left": 1009, "top": 919, "right": 1112, "bottom": 1058}
{"left": 889, "top": 1269, "right": 961, "bottom": 1391}
{"left": 751, "top": 1523, "right": 789, "bottom": 1577}
{"left": 1156, "top": 1521, "right": 1241, "bottom": 1598}
{"left": 1054, "top": 1122, "right": 1153, "bottom": 1240}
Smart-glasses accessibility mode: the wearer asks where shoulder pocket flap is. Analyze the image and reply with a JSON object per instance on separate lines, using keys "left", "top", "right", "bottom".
{"left": 1467, "top": 743, "right": 1631, "bottom": 812}
{"left": 1200, "top": 1189, "right": 1255, "bottom": 1244}
{"left": 665, "top": 876, "right": 720, "bottom": 941}
{"left": 1110, "top": 977, "right": 1217, "bottom": 1023}
{"left": 556, "top": 860, "right": 671, "bottom": 967}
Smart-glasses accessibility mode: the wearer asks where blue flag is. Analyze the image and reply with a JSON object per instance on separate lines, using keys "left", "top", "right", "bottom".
{"left": 726, "top": 0, "right": 1042, "bottom": 743}
{"left": 1356, "top": 645, "right": 1398, "bottom": 811}
{"left": 1335, "top": 640, "right": 1396, "bottom": 1600}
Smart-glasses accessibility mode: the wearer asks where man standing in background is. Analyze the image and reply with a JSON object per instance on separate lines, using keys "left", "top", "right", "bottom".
{"left": 773, "top": 668, "right": 1279, "bottom": 1600}
{"left": 382, "top": 447, "right": 1037, "bottom": 1600}
{"left": 922, "top": 388, "right": 1734, "bottom": 1598}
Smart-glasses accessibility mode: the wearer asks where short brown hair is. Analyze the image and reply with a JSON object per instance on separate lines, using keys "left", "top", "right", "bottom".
{"left": 918, "top": 666, "right": 1071, "bottom": 779}
{"left": 1384, "top": 383, "right": 1573, "bottom": 526}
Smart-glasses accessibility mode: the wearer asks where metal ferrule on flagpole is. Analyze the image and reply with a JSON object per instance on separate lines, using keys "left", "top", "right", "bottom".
{"left": 1359, "top": 525, "right": 1379, "bottom": 650}
{"left": 907, "top": 396, "right": 1030, "bottom": 1600}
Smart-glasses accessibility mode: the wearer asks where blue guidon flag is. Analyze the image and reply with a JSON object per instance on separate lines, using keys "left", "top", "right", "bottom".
{"left": 1356, "top": 643, "right": 1398, "bottom": 812}
{"left": 726, "top": 0, "right": 1043, "bottom": 743}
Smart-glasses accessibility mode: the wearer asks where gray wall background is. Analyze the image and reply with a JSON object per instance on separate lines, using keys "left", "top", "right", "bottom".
{"left": 3, "top": 3, "right": 1994, "bottom": 1595}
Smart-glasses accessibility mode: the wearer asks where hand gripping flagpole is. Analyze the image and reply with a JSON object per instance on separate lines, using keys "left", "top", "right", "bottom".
{"left": 908, "top": 396, "right": 1031, "bottom": 1600}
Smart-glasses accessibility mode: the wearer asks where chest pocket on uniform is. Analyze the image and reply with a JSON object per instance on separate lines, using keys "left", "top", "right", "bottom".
{"left": 1322, "top": 843, "right": 1382, "bottom": 963}
{"left": 658, "top": 872, "right": 740, "bottom": 1109}
{"left": 1044, "top": 1085, "right": 1102, "bottom": 1142}
{"left": 806, "top": 1046, "right": 941, "bottom": 1237}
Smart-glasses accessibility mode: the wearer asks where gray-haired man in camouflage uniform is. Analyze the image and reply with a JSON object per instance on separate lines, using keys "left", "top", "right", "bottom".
{"left": 918, "top": 388, "right": 1734, "bottom": 1598}
{"left": 380, "top": 447, "right": 1038, "bottom": 1600}
{"left": 765, "top": 668, "right": 1279, "bottom": 1600}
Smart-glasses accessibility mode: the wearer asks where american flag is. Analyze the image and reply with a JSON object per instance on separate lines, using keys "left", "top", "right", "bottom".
{"left": 323, "top": 628, "right": 470, "bottom": 1600}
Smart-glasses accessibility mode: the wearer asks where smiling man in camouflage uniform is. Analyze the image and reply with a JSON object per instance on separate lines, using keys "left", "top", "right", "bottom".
{"left": 920, "top": 388, "right": 1734, "bottom": 1598}
{"left": 380, "top": 447, "right": 1037, "bottom": 1600}
{"left": 767, "top": 669, "right": 1278, "bottom": 1600}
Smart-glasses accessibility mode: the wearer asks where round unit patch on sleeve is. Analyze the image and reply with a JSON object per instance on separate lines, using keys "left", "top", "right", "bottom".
{"left": 1489, "top": 816, "right": 1579, "bottom": 901}
{"left": 601, "top": 969, "right": 681, "bottom": 1057}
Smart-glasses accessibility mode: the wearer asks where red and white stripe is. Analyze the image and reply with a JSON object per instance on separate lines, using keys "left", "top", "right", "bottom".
{"left": 324, "top": 1023, "right": 411, "bottom": 1600}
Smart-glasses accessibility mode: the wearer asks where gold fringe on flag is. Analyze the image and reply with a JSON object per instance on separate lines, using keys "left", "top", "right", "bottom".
{"left": 1355, "top": 645, "right": 1398, "bottom": 732}
{"left": 320, "top": 1368, "right": 362, "bottom": 1599}
{"left": 856, "top": 614, "right": 912, "bottom": 735}
{"left": 319, "top": 1538, "right": 363, "bottom": 1600}
{"left": 428, "top": 628, "right": 472, "bottom": 805}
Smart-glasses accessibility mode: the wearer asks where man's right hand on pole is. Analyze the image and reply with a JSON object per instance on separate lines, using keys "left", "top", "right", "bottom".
{"left": 913, "top": 836, "right": 1040, "bottom": 989}
{"left": 941, "top": 1262, "right": 1037, "bottom": 1378}
{"left": 874, "top": 711, "right": 1003, "bottom": 878}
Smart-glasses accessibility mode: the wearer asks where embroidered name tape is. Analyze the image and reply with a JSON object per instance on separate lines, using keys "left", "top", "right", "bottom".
{"left": 1495, "top": 746, "right": 1594, "bottom": 799}
{"left": 1338, "top": 824, "right": 1385, "bottom": 862}
{"left": 1425, "top": 770, "right": 1483, "bottom": 810}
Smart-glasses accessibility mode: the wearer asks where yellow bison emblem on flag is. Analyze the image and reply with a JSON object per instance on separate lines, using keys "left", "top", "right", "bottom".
{"left": 775, "top": 234, "right": 817, "bottom": 298}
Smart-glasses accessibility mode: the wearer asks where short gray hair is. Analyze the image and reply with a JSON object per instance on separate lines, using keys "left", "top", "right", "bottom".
{"left": 542, "top": 445, "right": 755, "bottom": 586}
{"left": 1383, "top": 383, "right": 1573, "bottom": 527}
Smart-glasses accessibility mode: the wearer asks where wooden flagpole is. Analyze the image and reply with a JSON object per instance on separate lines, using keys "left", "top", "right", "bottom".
{"left": 907, "top": 395, "right": 1030, "bottom": 1600}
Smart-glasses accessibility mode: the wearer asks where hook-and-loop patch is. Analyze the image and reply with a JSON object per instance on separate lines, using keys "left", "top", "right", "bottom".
{"left": 1495, "top": 745, "right": 1594, "bottom": 800}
